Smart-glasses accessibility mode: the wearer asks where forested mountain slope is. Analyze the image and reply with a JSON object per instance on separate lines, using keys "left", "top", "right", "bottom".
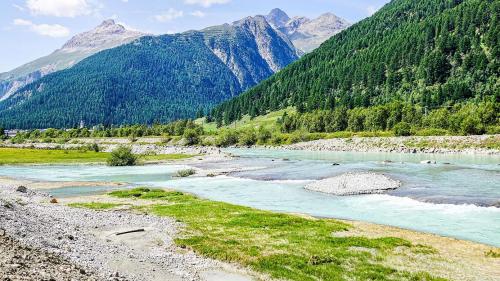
{"left": 0, "top": 17, "right": 298, "bottom": 129}
{"left": 0, "top": 34, "right": 241, "bottom": 128}
{"left": 213, "top": 0, "right": 499, "bottom": 126}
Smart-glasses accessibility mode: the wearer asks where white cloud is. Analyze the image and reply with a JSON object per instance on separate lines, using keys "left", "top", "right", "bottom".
{"left": 190, "top": 10, "right": 206, "bottom": 18}
{"left": 25, "top": 0, "right": 99, "bottom": 17}
{"left": 13, "top": 19, "right": 32, "bottom": 26}
{"left": 13, "top": 4, "right": 25, "bottom": 11}
{"left": 154, "top": 8, "right": 184, "bottom": 22}
{"left": 184, "top": 0, "right": 230, "bottom": 8}
{"left": 13, "top": 18, "right": 70, "bottom": 37}
{"left": 366, "top": 5, "right": 379, "bottom": 16}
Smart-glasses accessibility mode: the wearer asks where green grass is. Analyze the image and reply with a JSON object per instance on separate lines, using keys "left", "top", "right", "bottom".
{"left": 68, "top": 202, "right": 124, "bottom": 210}
{"left": 0, "top": 147, "right": 193, "bottom": 165}
{"left": 108, "top": 188, "right": 446, "bottom": 281}
{"left": 197, "top": 107, "right": 296, "bottom": 133}
{"left": 485, "top": 249, "right": 500, "bottom": 258}
{"left": 140, "top": 153, "right": 193, "bottom": 162}
{"left": 0, "top": 147, "right": 110, "bottom": 164}
{"left": 175, "top": 169, "right": 196, "bottom": 177}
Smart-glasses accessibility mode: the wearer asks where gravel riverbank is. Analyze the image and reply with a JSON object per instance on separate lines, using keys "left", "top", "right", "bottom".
{"left": 0, "top": 234, "right": 99, "bottom": 281}
{"left": 282, "top": 135, "right": 500, "bottom": 155}
{"left": 0, "top": 185, "right": 254, "bottom": 281}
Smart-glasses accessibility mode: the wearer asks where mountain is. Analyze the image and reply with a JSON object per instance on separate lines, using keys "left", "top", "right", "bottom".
{"left": 203, "top": 15, "right": 298, "bottom": 90}
{"left": 0, "top": 20, "right": 145, "bottom": 101}
{"left": 266, "top": 8, "right": 291, "bottom": 28}
{"left": 213, "top": 0, "right": 500, "bottom": 125}
{"left": 0, "top": 16, "right": 298, "bottom": 129}
{"left": 265, "top": 8, "right": 350, "bottom": 53}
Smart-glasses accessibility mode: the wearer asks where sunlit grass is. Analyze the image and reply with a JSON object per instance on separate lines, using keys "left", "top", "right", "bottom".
{"left": 0, "top": 147, "right": 193, "bottom": 165}
{"left": 68, "top": 202, "right": 124, "bottom": 210}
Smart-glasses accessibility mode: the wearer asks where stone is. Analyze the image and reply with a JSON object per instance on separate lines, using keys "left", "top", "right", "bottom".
{"left": 16, "top": 186, "right": 28, "bottom": 193}
{"left": 50, "top": 198, "right": 58, "bottom": 204}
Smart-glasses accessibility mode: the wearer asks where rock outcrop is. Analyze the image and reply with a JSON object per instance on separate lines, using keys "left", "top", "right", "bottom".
{"left": 265, "top": 8, "right": 351, "bottom": 53}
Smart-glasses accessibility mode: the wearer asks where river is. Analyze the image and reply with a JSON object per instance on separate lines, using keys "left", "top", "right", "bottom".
{"left": 1, "top": 148, "right": 499, "bottom": 246}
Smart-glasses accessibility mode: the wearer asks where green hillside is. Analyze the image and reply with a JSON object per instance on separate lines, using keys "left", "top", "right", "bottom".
{"left": 212, "top": 0, "right": 499, "bottom": 131}
{"left": 0, "top": 16, "right": 298, "bottom": 129}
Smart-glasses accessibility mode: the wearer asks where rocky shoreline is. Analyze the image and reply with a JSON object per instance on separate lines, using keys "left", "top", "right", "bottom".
{"left": 0, "top": 234, "right": 99, "bottom": 281}
{"left": 282, "top": 135, "right": 500, "bottom": 155}
{"left": 0, "top": 185, "right": 253, "bottom": 281}
{"left": 2, "top": 135, "right": 499, "bottom": 156}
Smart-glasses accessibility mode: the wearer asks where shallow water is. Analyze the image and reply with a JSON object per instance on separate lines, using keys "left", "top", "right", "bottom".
{"left": 1, "top": 148, "right": 499, "bottom": 246}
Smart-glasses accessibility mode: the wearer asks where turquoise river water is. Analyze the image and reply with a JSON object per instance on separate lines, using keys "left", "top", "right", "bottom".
{"left": 0, "top": 148, "right": 499, "bottom": 246}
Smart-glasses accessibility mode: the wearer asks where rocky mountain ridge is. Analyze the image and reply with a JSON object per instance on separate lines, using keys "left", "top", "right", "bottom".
{"left": 0, "top": 20, "right": 145, "bottom": 101}
{"left": 265, "top": 8, "right": 351, "bottom": 53}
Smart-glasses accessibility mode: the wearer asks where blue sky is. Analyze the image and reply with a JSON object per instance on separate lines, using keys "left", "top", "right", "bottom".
{"left": 1, "top": 0, "right": 390, "bottom": 73}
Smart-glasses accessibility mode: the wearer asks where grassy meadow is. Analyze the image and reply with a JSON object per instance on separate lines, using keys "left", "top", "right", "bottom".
{"left": 0, "top": 147, "right": 192, "bottom": 165}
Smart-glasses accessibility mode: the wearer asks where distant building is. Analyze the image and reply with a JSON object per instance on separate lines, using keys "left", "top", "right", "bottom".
{"left": 6, "top": 130, "right": 21, "bottom": 137}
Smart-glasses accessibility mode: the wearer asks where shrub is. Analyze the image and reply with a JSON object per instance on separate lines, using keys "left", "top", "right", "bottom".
{"left": 0, "top": 127, "right": 6, "bottom": 140}
{"left": 79, "top": 143, "right": 100, "bottom": 152}
{"left": 288, "top": 131, "right": 308, "bottom": 144}
{"left": 176, "top": 169, "right": 196, "bottom": 177}
{"left": 256, "top": 126, "right": 272, "bottom": 144}
{"left": 183, "top": 128, "right": 200, "bottom": 146}
{"left": 270, "top": 133, "right": 287, "bottom": 145}
{"left": 10, "top": 135, "right": 26, "bottom": 144}
{"left": 393, "top": 122, "right": 412, "bottom": 136}
{"left": 41, "top": 137, "right": 53, "bottom": 143}
{"left": 107, "top": 146, "right": 137, "bottom": 166}
{"left": 415, "top": 128, "right": 449, "bottom": 136}
{"left": 460, "top": 115, "right": 485, "bottom": 135}
{"left": 485, "top": 126, "right": 500, "bottom": 135}
{"left": 239, "top": 129, "right": 257, "bottom": 146}
{"left": 215, "top": 130, "right": 239, "bottom": 147}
